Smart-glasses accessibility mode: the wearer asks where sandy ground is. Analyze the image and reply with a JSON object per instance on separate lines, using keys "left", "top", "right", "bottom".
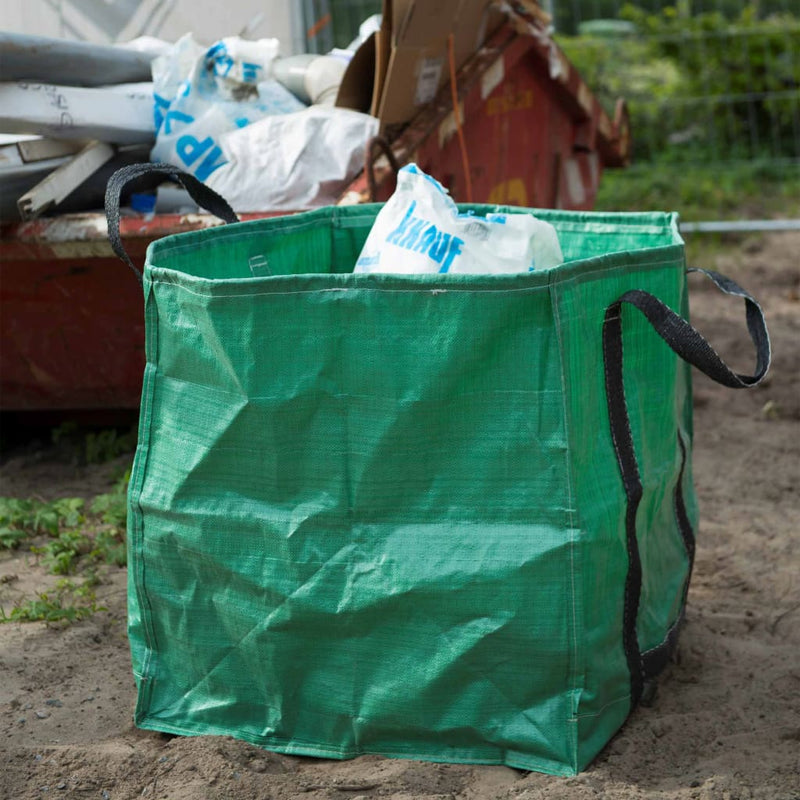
{"left": 1, "top": 232, "right": 798, "bottom": 800}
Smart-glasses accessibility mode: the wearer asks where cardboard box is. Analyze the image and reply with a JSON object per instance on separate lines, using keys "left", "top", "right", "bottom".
{"left": 337, "top": 0, "right": 504, "bottom": 128}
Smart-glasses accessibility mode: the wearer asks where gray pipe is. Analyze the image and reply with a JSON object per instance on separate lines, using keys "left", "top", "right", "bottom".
{"left": 0, "top": 32, "right": 155, "bottom": 87}
{"left": 680, "top": 219, "right": 800, "bottom": 233}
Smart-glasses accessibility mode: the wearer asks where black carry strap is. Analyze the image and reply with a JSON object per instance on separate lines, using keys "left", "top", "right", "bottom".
{"left": 105, "top": 163, "right": 239, "bottom": 285}
{"left": 602, "top": 269, "right": 770, "bottom": 706}
{"left": 639, "top": 432, "right": 693, "bottom": 686}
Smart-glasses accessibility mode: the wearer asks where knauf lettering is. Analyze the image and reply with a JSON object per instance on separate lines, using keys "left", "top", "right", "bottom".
{"left": 175, "top": 135, "right": 227, "bottom": 181}
{"left": 206, "top": 42, "right": 234, "bottom": 78}
{"left": 355, "top": 253, "right": 380, "bottom": 268}
{"left": 386, "top": 201, "right": 464, "bottom": 272}
{"left": 354, "top": 163, "right": 565, "bottom": 274}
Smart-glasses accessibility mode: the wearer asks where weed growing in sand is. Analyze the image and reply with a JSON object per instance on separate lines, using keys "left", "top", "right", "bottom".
{"left": 0, "top": 522, "right": 28, "bottom": 550}
{"left": 32, "top": 529, "right": 93, "bottom": 575}
{"left": 0, "top": 474, "right": 129, "bottom": 623}
{"left": 0, "top": 473, "right": 127, "bottom": 559}
{"left": 0, "top": 497, "right": 85, "bottom": 549}
{"left": 88, "top": 470, "right": 129, "bottom": 568}
{"left": 85, "top": 428, "right": 137, "bottom": 465}
{"left": 90, "top": 529, "right": 127, "bottom": 568}
{"left": 52, "top": 422, "right": 137, "bottom": 465}
{"left": 0, "top": 578, "right": 104, "bottom": 624}
{"left": 91, "top": 470, "right": 129, "bottom": 530}
{"left": 0, "top": 520, "right": 28, "bottom": 550}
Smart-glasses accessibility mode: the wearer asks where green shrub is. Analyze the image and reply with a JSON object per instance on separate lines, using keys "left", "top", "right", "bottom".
{"left": 558, "top": 2, "right": 799, "bottom": 164}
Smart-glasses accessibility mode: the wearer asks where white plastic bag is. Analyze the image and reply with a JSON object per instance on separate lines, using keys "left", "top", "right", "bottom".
{"left": 150, "top": 34, "right": 377, "bottom": 210}
{"left": 150, "top": 34, "right": 304, "bottom": 182}
{"left": 354, "top": 165, "right": 563, "bottom": 274}
{"left": 206, "top": 106, "right": 378, "bottom": 211}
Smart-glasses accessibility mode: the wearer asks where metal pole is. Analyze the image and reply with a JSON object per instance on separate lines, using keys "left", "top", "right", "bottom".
{"left": 680, "top": 219, "right": 800, "bottom": 233}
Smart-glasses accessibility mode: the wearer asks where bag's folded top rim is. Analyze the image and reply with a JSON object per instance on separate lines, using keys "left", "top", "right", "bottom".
{"left": 144, "top": 204, "right": 683, "bottom": 288}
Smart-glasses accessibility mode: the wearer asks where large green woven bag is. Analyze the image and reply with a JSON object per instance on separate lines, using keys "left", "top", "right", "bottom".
{"left": 106, "top": 165, "right": 769, "bottom": 776}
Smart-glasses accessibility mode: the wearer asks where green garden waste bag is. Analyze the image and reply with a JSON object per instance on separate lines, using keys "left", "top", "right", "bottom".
{"left": 106, "top": 164, "right": 770, "bottom": 776}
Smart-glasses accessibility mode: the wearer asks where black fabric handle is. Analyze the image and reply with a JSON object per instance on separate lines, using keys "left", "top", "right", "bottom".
{"left": 105, "top": 162, "right": 239, "bottom": 284}
{"left": 602, "top": 269, "right": 771, "bottom": 708}
{"left": 612, "top": 268, "right": 771, "bottom": 388}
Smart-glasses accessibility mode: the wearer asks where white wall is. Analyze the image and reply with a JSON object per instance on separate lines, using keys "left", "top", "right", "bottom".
{"left": 0, "top": 0, "right": 299, "bottom": 51}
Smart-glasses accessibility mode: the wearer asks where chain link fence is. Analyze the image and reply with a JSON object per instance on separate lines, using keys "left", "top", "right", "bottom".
{"left": 305, "top": 1, "right": 799, "bottom": 218}
{"left": 552, "top": 1, "right": 800, "bottom": 219}
{"left": 552, "top": 2, "right": 799, "bottom": 164}
{"left": 302, "top": 0, "right": 381, "bottom": 53}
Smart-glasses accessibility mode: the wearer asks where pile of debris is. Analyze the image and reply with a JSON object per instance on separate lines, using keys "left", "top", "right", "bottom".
{"left": 1, "top": 1, "right": 632, "bottom": 226}
{"left": 0, "top": 2, "right": 636, "bottom": 413}
{"left": 0, "top": 3, "right": 520, "bottom": 220}
{"left": 0, "top": 33, "right": 160, "bottom": 220}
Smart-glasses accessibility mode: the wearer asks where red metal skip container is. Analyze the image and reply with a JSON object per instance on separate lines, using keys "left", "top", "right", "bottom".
{"left": 0, "top": 11, "right": 629, "bottom": 412}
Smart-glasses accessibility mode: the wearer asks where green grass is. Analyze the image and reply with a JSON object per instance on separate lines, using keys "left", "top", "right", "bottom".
{"left": 596, "top": 159, "right": 800, "bottom": 221}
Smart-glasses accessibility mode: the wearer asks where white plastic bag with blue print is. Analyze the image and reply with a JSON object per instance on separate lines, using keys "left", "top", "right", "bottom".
{"left": 354, "top": 165, "right": 563, "bottom": 275}
{"left": 206, "top": 106, "right": 378, "bottom": 211}
{"left": 150, "top": 34, "right": 304, "bottom": 183}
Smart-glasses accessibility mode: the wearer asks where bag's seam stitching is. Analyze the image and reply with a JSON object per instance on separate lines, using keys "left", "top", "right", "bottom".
{"left": 638, "top": 429, "right": 693, "bottom": 663}
{"left": 149, "top": 282, "right": 550, "bottom": 297}
{"left": 153, "top": 371, "right": 562, "bottom": 401}
{"left": 573, "top": 694, "right": 631, "bottom": 719}
{"left": 132, "top": 280, "right": 161, "bottom": 703}
{"left": 550, "top": 279, "right": 583, "bottom": 760}
{"left": 641, "top": 615, "right": 682, "bottom": 657}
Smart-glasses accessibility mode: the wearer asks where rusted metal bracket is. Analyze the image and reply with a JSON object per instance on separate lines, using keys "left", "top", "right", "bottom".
{"left": 365, "top": 136, "right": 402, "bottom": 202}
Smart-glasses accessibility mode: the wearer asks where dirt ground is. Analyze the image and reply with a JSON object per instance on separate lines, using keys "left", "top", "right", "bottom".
{"left": 1, "top": 232, "right": 798, "bottom": 800}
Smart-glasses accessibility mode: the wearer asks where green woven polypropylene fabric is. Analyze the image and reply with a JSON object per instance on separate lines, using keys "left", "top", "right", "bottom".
{"left": 127, "top": 205, "right": 694, "bottom": 775}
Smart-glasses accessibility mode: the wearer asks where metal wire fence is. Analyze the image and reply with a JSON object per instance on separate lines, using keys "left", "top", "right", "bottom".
{"left": 552, "top": 0, "right": 800, "bottom": 168}
{"left": 303, "top": 0, "right": 381, "bottom": 53}
{"left": 307, "top": 0, "right": 798, "bottom": 219}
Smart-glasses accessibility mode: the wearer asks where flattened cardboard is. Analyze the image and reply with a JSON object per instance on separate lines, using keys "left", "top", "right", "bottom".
{"left": 378, "top": 0, "right": 502, "bottom": 126}
{"left": 335, "top": 32, "right": 376, "bottom": 113}
{"left": 371, "top": 15, "right": 391, "bottom": 116}
{"left": 337, "top": 0, "right": 504, "bottom": 128}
